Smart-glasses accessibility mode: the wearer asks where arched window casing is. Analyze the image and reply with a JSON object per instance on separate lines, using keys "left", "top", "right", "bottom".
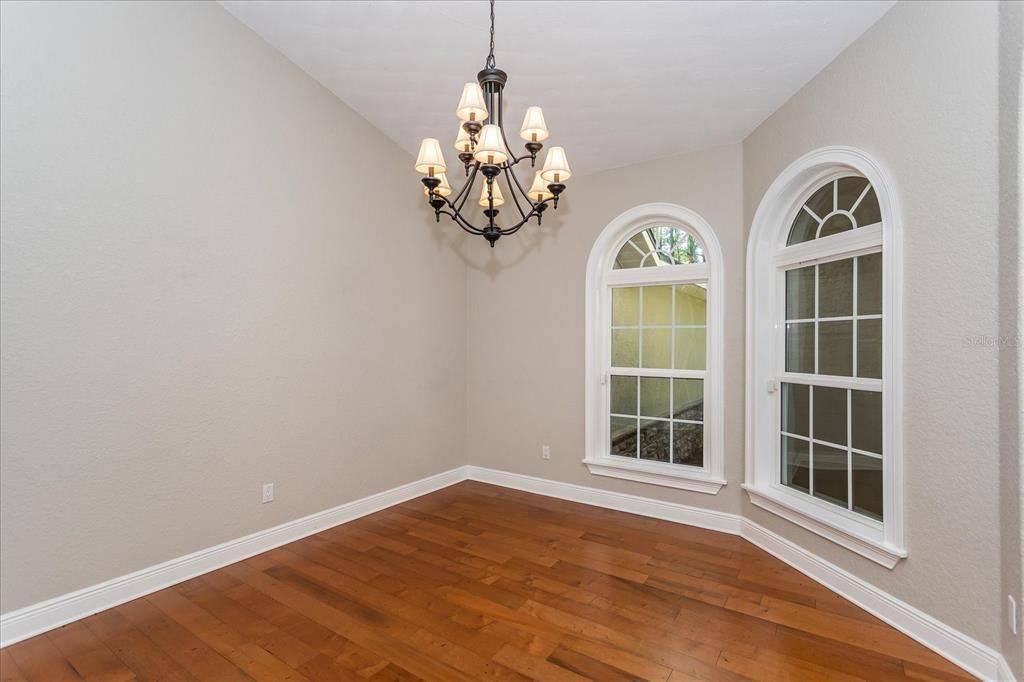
{"left": 745, "top": 147, "right": 906, "bottom": 568}
{"left": 585, "top": 203, "right": 725, "bottom": 493}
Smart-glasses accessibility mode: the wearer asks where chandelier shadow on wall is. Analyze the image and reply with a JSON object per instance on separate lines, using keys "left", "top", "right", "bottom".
{"left": 414, "top": 0, "right": 571, "bottom": 247}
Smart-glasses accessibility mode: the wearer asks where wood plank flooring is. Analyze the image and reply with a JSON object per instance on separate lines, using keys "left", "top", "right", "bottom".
{"left": 2, "top": 481, "right": 974, "bottom": 681}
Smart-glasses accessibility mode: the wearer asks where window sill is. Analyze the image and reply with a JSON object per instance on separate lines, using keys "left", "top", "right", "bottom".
{"left": 583, "top": 457, "right": 725, "bottom": 494}
{"left": 743, "top": 484, "right": 906, "bottom": 568}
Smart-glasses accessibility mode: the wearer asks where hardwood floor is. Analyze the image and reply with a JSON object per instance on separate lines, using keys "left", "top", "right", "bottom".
{"left": 2, "top": 481, "right": 973, "bottom": 681}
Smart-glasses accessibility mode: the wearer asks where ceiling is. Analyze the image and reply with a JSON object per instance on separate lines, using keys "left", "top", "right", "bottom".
{"left": 221, "top": 1, "right": 894, "bottom": 177}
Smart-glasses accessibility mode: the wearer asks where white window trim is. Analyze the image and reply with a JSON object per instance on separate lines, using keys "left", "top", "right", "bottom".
{"left": 585, "top": 203, "right": 725, "bottom": 494}
{"left": 745, "top": 146, "right": 906, "bottom": 568}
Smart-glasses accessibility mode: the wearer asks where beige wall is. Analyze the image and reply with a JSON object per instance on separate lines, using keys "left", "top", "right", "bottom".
{"left": 464, "top": 142, "right": 746, "bottom": 515}
{"left": 998, "top": 0, "right": 1024, "bottom": 675}
{"left": 742, "top": 0, "right": 1003, "bottom": 651}
{"left": 0, "top": 0, "right": 1015, "bottom": 668}
{"left": 0, "top": 1, "right": 466, "bottom": 613}
{"left": 465, "top": 0, "right": 1009, "bottom": 659}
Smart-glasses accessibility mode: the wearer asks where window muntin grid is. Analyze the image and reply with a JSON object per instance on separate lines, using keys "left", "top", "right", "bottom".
{"left": 613, "top": 226, "right": 706, "bottom": 269}
{"left": 780, "top": 382, "right": 883, "bottom": 521}
{"left": 783, "top": 253, "right": 882, "bottom": 379}
{"left": 609, "top": 281, "right": 707, "bottom": 467}
{"left": 787, "top": 177, "right": 882, "bottom": 246}
{"left": 779, "top": 177, "right": 884, "bottom": 521}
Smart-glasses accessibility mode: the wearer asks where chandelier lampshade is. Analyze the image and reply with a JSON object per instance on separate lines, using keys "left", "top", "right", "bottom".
{"left": 478, "top": 179, "right": 505, "bottom": 208}
{"left": 423, "top": 172, "right": 452, "bottom": 197}
{"left": 540, "top": 146, "right": 571, "bottom": 183}
{"left": 454, "top": 126, "right": 474, "bottom": 153}
{"left": 414, "top": 0, "right": 569, "bottom": 247}
{"left": 415, "top": 138, "right": 447, "bottom": 175}
{"left": 528, "top": 172, "right": 553, "bottom": 202}
{"left": 519, "top": 106, "right": 549, "bottom": 142}
{"left": 456, "top": 82, "right": 488, "bottom": 123}
{"left": 473, "top": 124, "right": 508, "bottom": 166}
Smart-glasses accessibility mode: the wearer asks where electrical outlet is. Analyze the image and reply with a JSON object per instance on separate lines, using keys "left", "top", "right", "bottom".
{"left": 541, "top": 445, "right": 551, "bottom": 460}
{"left": 262, "top": 483, "right": 274, "bottom": 503}
{"left": 1010, "top": 595, "right": 1019, "bottom": 636}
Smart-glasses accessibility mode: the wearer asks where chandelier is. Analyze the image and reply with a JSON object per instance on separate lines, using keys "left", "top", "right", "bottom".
{"left": 414, "top": 0, "right": 571, "bottom": 247}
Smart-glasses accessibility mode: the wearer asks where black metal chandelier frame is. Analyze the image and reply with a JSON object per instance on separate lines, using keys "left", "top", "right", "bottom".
{"left": 421, "top": 0, "right": 566, "bottom": 247}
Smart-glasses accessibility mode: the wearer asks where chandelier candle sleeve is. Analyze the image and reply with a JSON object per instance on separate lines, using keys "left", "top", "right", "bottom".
{"left": 474, "top": 124, "right": 508, "bottom": 165}
{"left": 456, "top": 82, "right": 488, "bottom": 123}
{"left": 415, "top": 138, "right": 446, "bottom": 175}
{"left": 540, "top": 146, "right": 571, "bottom": 183}
{"left": 479, "top": 179, "right": 505, "bottom": 207}
{"left": 520, "top": 106, "right": 549, "bottom": 142}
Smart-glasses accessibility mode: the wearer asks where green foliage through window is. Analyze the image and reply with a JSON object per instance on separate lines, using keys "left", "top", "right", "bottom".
{"left": 613, "top": 226, "right": 705, "bottom": 269}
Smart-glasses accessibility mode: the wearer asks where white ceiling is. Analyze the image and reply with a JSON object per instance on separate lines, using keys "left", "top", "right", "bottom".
{"left": 221, "top": 1, "right": 894, "bottom": 177}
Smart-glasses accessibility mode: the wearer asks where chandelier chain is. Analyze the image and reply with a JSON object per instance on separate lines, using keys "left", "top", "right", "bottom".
{"left": 486, "top": 0, "right": 496, "bottom": 68}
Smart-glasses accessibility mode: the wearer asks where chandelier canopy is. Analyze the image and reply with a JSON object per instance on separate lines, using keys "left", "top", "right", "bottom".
{"left": 415, "top": 0, "right": 570, "bottom": 247}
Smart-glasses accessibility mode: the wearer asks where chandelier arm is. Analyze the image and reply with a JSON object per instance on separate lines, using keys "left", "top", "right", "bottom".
{"left": 503, "top": 162, "right": 535, "bottom": 205}
{"left": 497, "top": 135, "right": 533, "bottom": 167}
{"left": 498, "top": 217, "right": 534, "bottom": 237}
{"left": 499, "top": 124, "right": 538, "bottom": 168}
{"left": 450, "top": 161, "right": 479, "bottom": 208}
{"left": 438, "top": 190, "right": 496, "bottom": 235}
{"left": 502, "top": 153, "right": 532, "bottom": 167}
{"left": 501, "top": 166, "right": 529, "bottom": 220}
{"left": 502, "top": 211, "right": 543, "bottom": 235}
{"left": 438, "top": 206, "right": 486, "bottom": 235}
{"left": 501, "top": 128, "right": 525, "bottom": 162}
{"left": 436, "top": 189, "right": 555, "bottom": 236}
{"left": 501, "top": 210, "right": 540, "bottom": 235}
{"left": 498, "top": 196, "right": 556, "bottom": 235}
{"left": 454, "top": 163, "right": 481, "bottom": 214}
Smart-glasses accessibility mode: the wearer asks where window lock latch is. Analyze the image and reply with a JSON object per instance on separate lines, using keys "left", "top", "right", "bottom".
{"left": 767, "top": 379, "right": 779, "bottom": 394}
{"left": 600, "top": 373, "right": 609, "bottom": 386}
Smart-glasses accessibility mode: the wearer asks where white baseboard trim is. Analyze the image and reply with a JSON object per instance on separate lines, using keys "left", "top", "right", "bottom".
{"left": 464, "top": 466, "right": 1013, "bottom": 682}
{"left": 2, "top": 463, "right": 1015, "bottom": 681}
{"left": 465, "top": 465, "right": 741, "bottom": 535}
{"left": 0, "top": 466, "right": 468, "bottom": 648}
{"left": 740, "top": 520, "right": 1011, "bottom": 682}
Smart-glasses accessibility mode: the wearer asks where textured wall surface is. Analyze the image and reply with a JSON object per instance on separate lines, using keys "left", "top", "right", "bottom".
{"left": 998, "top": 0, "right": 1024, "bottom": 676}
{"left": 742, "top": 0, "right": 1003, "bottom": 651}
{"left": 0, "top": 1, "right": 467, "bottom": 612}
{"left": 0, "top": 0, "right": 1014, "bottom": 667}
{"left": 463, "top": 0, "right": 1007, "bottom": 657}
{"left": 464, "top": 143, "right": 746, "bottom": 515}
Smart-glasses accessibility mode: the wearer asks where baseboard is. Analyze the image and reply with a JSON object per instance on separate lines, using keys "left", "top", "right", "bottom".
{"left": 0, "top": 466, "right": 468, "bottom": 648}
{"left": 465, "top": 465, "right": 741, "bottom": 535}
{"left": 740, "top": 520, "right": 1011, "bottom": 681}
{"left": 464, "top": 466, "right": 1013, "bottom": 682}
{"left": 2, "top": 464, "right": 1014, "bottom": 681}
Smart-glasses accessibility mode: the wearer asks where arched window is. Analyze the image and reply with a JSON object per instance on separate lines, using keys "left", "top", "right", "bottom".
{"left": 746, "top": 147, "right": 905, "bottom": 567}
{"left": 585, "top": 203, "right": 724, "bottom": 493}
